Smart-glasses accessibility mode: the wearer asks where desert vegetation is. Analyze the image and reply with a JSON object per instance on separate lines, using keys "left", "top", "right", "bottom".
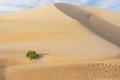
{"left": 26, "top": 50, "right": 38, "bottom": 59}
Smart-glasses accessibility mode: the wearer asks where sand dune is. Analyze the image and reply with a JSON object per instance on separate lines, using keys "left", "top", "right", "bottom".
{"left": 55, "top": 3, "right": 120, "bottom": 46}
{"left": 4, "top": 60, "right": 120, "bottom": 80}
{"left": 0, "top": 3, "right": 120, "bottom": 80}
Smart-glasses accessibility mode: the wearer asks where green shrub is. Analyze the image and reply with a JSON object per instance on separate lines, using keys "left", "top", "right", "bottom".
{"left": 26, "top": 50, "right": 38, "bottom": 59}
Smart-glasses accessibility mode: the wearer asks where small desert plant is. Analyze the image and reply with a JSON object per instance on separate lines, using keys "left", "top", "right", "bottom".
{"left": 26, "top": 50, "right": 38, "bottom": 59}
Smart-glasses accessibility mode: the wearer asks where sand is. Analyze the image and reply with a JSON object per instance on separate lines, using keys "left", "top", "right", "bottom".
{"left": 0, "top": 3, "right": 120, "bottom": 80}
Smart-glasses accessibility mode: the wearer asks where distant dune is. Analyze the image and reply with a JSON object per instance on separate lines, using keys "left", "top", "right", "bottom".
{"left": 0, "top": 3, "right": 120, "bottom": 80}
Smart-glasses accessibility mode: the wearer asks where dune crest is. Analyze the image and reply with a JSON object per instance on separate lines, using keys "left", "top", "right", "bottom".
{"left": 55, "top": 3, "right": 120, "bottom": 46}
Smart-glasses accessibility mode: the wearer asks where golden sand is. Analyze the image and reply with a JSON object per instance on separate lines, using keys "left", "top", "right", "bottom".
{"left": 0, "top": 3, "right": 120, "bottom": 80}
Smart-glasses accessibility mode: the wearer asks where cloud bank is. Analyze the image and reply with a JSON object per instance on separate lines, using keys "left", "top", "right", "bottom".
{"left": 0, "top": 0, "right": 120, "bottom": 13}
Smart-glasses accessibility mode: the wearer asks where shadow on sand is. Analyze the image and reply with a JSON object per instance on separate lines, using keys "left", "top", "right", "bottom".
{"left": 36, "top": 53, "right": 49, "bottom": 59}
{"left": 55, "top": 3, "right": 120, "bottom": 47}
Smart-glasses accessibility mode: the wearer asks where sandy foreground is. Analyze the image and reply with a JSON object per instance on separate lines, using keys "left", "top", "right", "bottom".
{"left": 0, "top": 3, "right": 120, "bottom": 80}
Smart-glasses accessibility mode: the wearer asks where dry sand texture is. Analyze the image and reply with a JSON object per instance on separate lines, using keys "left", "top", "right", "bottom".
{"left": 0, "top": 3, "right": 120, "bottom": 80}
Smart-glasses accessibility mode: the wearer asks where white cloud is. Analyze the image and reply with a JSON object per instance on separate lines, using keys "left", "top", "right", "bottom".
{"left": 0, "top": 0, "right": 119, "bottom": 13}
{"left": 0, "top": 4, "right": 21, "bottom": 11}
{"left": 76, "top": 0, "right": 92, "bottom": 4}
{"left": 94, "top": 0, "right": 119, "bottom": 9}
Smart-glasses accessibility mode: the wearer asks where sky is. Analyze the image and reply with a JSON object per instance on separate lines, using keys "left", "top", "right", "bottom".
{"left": 0, "top": 0, "right": 120, "bottom": 14}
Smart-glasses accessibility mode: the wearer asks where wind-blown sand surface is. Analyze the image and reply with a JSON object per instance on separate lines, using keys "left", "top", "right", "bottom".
{"left": 0, "top": 3, "right": 120, "bottom": 80}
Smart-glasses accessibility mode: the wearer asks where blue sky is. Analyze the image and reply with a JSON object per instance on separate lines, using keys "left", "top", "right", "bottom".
{"left": 0, "top": 0, "right": 120, "bottom": 14}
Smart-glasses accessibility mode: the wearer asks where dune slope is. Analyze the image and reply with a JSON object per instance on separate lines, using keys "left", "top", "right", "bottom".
{"left": 0, "top": 3, "right": 120, "bottom": 80}
{"left": 55, "top": 3, "right": 120, "bottom": 46}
